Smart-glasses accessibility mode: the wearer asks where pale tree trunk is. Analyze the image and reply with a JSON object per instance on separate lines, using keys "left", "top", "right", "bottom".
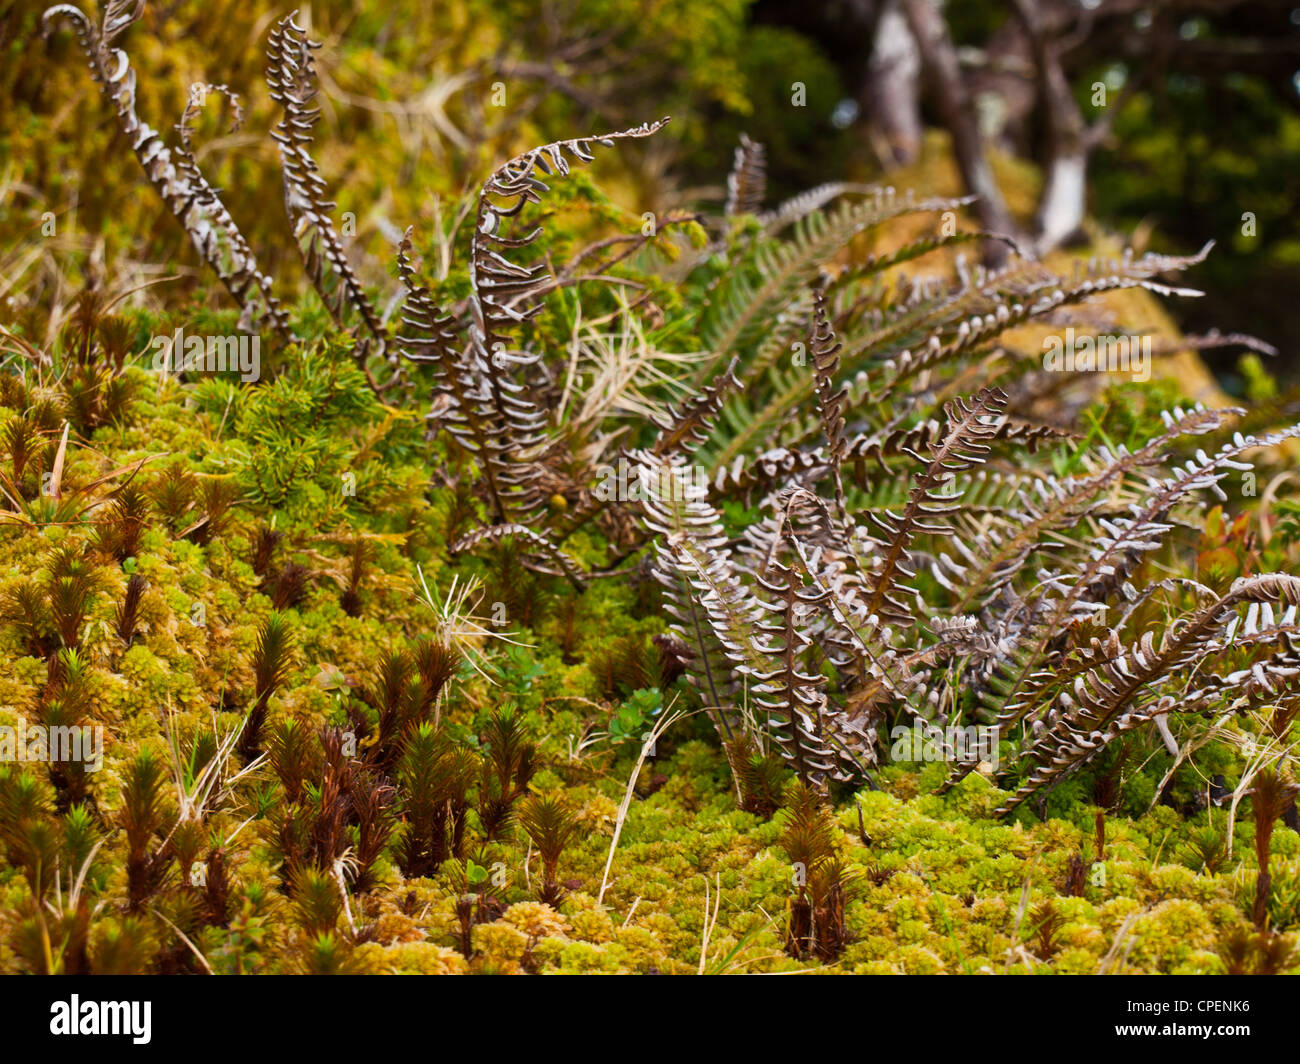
{"left": 1036, "top": 145, "right": 1087, "bottom": 253}
{"left": 1012, "top": 0, "right": 1088, "bottom": 253}
{"left": 901, "top": 0, "right": 1022, "bottom": 263}
{"left": 864, "top": 0, "right": 923, "bottom": 168}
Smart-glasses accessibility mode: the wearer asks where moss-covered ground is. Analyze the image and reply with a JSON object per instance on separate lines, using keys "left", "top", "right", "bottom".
{"left": 1, "top": 349, "right": 1294, "bottom": 975}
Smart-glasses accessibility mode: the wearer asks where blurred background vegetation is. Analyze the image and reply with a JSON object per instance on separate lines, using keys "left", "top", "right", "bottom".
{"left": 2, "top": 0, "right": 1298, "bottom": 387}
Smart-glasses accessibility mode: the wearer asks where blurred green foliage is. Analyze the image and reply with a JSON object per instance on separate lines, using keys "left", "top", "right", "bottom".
{"left": 0, "top": 0, "right": 846, "bottom": 325}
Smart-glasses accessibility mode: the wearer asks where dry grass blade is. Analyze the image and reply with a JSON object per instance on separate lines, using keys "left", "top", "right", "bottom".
{"left": 597, "top": 702, "right": 689, "bottom": 906}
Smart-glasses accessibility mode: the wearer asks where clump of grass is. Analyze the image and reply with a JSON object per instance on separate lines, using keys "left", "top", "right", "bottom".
{"left": 475, "top": 708, "right": 537, "bottom": 841}
{"left": 350, "top": 768, "right": 398, "bottom": 892}
{"left": 517, "top": 792, "right": 580, "bottom": 904}
{"left": 1251, "top": 770, "right": 1299, "bottom": 929}
{"left": 47, "top": 547, "right": 107, "bottom": 650}
{"left": 148, "top": 464, "right": 197, "bottom": 532}
{"left": 37, "top": 649, "right": 96, "bottom": 811}
{"left": 1027, "top": 899, "right": 1065, "bottom": 960}
{"left": 289, "top": 865, "right": 342, "bottom": 937}
{"left": 1181, "top": 820, "right": 1231, "bottom": 875}
{"left": 0, "top": 580, "right": 55, "bottom": 658}
{"left": 268, "top": 719, "right": 320, "bottom": 804}
{"left": 358, "top": 639, "right": 460, "bottom": 772}
{"left": 118, "top": 750, "right": 175, "bottom": 914}
{"left": 188, "top": 476, "right": 239, "bottom": 545}
{"left": 780, "top": 780, "right": 857, "bottom": 962}
{"left": 0, "top": 770, "right": 59, "bottom": 899}
{"left": 1217, "top": 925, "right": 1297, "bottom": 975}
{"left": 725, "top": 735, "right": 788, "bottom": 818}
{"left": 251, "top": 527, "right": 284, "bottom": 580}
{"left": 237, "top": 613, "right": 293, "bottom": 761}
{"left": 338, "top": 537, "right": 374, "bottom": 617}
{"left": 2, "top": 415, "right": 44, "bottom": 495}
{"left": 95, "top": 485, "right": 150, "bottom": 562}
{"left": 270, "top": 727, "right": 397, "bottom": 895}
{"left": 201, "top": 846, "right": 232, "bottom": 928}
{"left": 1061, "top": 854, "right": 1087, "bottom": 897}
{"left": 395, "top": 724, "right": 476, "bottom": 878}
{"left": 0, "top": 547, "right": 113, "bottom": 661}
{"left": 116, "top": 572, "right": 146, "bottom": 644}
{"left": 268, "top": 561, "right": 311, "bottom": 611}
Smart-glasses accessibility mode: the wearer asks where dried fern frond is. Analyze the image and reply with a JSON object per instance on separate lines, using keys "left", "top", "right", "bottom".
{"left": 724, "top": 133, "right": 766, "bottom": 218}
{"left": 43, "top": 2, "right": 288, "bottom": 336}
{"left": 859, "top": 387, "right": 1009, "bottom": 626}
{"left": 450, "top": 523, "right": 585, "bottom": 589}
{"left": 996, "top": 575, "right": 1300, "bottom": 816}
{"left": 468, "top": 117, "right": 669, "bottom": 342}
{"left": 973, "top": 422, "right": 1300, "bottom": 754}
{"left": 868, "top": 242, "right": 1216, "bottom": 395}
{"left": 651, "top": 358, "right": 741, "bottom": 459}
{"left": 809, "top": 291, "right": 849, "bottom": 521}
{"left": 266, "top": 13, "right": 388, "bottom": 360}
{"left": 751, "top": 558, "right": 843, "bottom": 785}
{"left": 937, "top": 404, "right": 1239, "bottom": 613}
{"left": 395, "top": 228, "right": 506, "bottom": 497}
{"left": 696, "top": 187, "right": 976, "bottom": 390}
{"left": 757, "top": 181, "right": 881, "bottom": 236}
{"left": 409, "top": 118, "right": 669, "bottom": 525}
{"left": 634, "top": 450, "right": 764, "bottom": 729}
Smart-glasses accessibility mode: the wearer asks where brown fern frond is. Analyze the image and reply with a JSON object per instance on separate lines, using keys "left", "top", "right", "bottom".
{"left": 42, "top": 4, "right": 288, "bottom": 336}
{"left": 860, "top": 387, "right": 1009, "bottom": 625}
{"left": 634, "top": 450, "right": 764, "bottom": 727}
{"left": 450, "top": 523, "right": 585, "bottom": 589}
{"left": 407, "top": 119, "right": 668, "bottom": 524}
{"left": 725, "top": 133, "right": 766, "bottom": 218}
{"left": 870, "top": 243, "right": 1216, "bottom": 393}
{"left": 988, "top": 422, "right": 1300, "bottom": 742}
{"left": 996, "top": 575, "right": 1300, "bottom": 815}
{"left": 809, "top": 290, "right": 849, "bottom": 520}
{"left": 752, "top": 558, "right": 842, "bottom": 786}
{"left": 266, "top": 12, "right": 387, "bottom": 359}
{"left": 938, "top": 404, "right": 1238, "bottom": 614}
{"left": 651, "top": 358, "right": 740, "bottom": 458}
